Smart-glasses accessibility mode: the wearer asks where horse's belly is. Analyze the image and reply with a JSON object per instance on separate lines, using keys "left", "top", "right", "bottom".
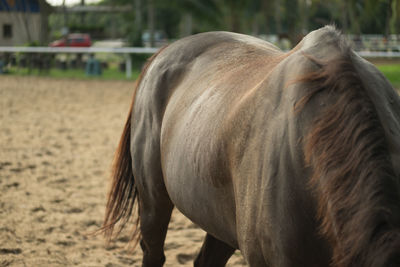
{"left": 159, "top": 71, "right": 245, "bottom": 246}
{"left": 162, "top": 152, "right": 238, "bottom": 247}
{"left": 161, "top": 113, "right": 238, "bottom": 247}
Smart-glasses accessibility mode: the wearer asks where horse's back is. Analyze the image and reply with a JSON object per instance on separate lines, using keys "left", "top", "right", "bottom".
{"left": 131, "top": 31, "right": 283, "bottom": 149}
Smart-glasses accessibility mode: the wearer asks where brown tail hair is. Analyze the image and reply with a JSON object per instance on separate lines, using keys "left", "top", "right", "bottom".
{"left": 299, "top": 50, "right": 400, "bottom": 267}
{"left": 102, "top": 99, "right": 137, "bottom": 242}
{"left": 101, "top": 48, "right": 167, "bottom": 245}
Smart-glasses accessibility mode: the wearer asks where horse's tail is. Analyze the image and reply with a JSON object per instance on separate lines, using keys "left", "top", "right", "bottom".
{"left": 298, "top": 50, "right": 400, "bottom": 266}
{"left": 101, "top": 79, "right": 139, "bottom": 244}
{"left": 102, "top": 48, "right": 166, "bottom": 245}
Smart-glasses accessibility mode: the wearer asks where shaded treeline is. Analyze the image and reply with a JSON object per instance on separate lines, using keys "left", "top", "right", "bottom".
{"left": 49, "top": 0, "right": 400, "bottom": 46}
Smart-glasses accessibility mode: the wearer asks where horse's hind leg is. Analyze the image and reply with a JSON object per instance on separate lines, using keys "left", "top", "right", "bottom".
{"left": 134, "top": 143, "right": 174, "bottom": 266}
{"left": 194, "top": 233, "right": 235, "bottom": 267}
{"left": 138, "top": 185, "right": 174, "bottom": 267}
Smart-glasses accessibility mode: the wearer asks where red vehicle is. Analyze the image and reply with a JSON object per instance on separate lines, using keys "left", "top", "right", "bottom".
{"left": 49, "top": 34, "right": 92, "bottom": 47}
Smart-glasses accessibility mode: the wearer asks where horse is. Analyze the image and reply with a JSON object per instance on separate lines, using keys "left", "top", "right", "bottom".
{"left": 102, "top": 26, "right": 400, "bottom": 266}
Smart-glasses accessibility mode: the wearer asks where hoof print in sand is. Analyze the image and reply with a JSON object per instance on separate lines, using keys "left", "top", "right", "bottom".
{"left": 67, "top": 207, "right": 84, "bottom": 214}
{"left": 56, "top": 241, "right": 76, "bottom": 247}
{"left": 31, "top": 206, "right": 46, "bottom": 213}
{"left": 0, "top": 248, "right": 22, "bottom": 255}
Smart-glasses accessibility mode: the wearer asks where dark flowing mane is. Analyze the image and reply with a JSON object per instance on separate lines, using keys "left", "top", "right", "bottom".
{"left": 299, "top": 42, "right": 400, "bottom": 266}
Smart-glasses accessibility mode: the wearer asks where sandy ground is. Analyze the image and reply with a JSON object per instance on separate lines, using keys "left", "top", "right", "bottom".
{"left": 0, "top": 76, "right": 247, "bottom": 267}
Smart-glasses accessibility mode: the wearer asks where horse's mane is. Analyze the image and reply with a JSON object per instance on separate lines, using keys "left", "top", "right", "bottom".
{"left": 298, "top": 31, "right": 400, "bottom": 267}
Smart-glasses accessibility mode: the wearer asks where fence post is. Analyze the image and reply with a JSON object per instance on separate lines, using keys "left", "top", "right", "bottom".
{"left": 125, "top": 54, "right": 132, "bottom": 79}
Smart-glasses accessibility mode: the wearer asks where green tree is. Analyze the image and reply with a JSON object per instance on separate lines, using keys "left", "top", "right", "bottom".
{"left": 49, "top": 0, "right": 399, "bottom": 46}
{"left": 390, "top": 0, "right": 400, "bottom": 34}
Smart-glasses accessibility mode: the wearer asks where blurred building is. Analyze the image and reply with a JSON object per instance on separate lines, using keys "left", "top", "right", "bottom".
{"left": 0, "top": 0, "right": 52, "bottom": 46}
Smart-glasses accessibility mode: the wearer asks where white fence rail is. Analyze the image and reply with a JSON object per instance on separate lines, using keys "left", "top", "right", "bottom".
{"left": 0, "top": 46, "right": 159, "bottom": 78}
{"left": 357, "top": 51, "right": 400, "bottom": 58}
{"left": 0, "top": 46, "right": 159, "bottom": 54}
{"left": 0, "top": 46, "right": 399, "bottom": 78}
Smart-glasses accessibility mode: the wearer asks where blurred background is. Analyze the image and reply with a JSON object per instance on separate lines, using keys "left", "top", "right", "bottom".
{"left": 0, "top": 0, "right": 399, "bottom": 85}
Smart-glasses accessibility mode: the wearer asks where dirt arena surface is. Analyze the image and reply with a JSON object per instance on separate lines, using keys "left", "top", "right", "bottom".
{"left": 0, "top": 76, "right": 247, "bottom": 267}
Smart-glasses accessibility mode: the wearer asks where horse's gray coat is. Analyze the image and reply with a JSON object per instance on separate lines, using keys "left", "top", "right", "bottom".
{"left": 107, "top": 26, "right": 400, "bottom": 266}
